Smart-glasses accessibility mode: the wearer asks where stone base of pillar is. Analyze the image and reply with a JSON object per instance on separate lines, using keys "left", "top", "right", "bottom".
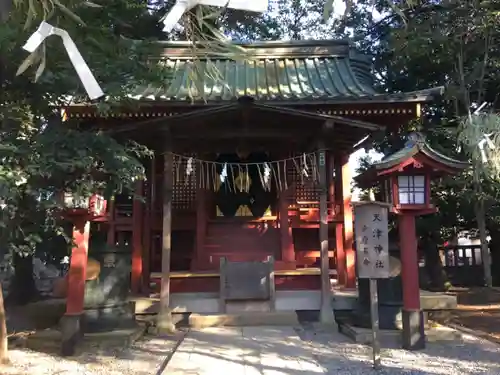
{"left": 402, "top": 309, "right": 425, "bottom": 350}
{"left": 156, "top": 309, "right": 176, "bottom": 335}
{"left": 319, "top": 306, "right": 335, "bottom": 325}
{"left": 60, "top": 313, "right": 83, "bottom": 356}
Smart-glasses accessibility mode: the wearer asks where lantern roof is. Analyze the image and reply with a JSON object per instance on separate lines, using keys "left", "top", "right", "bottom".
{"left": 356, "top": 132, "right": 469, "bottom": 186}
{"left": 374, "top": 133, "right": 469, "bottom": 172}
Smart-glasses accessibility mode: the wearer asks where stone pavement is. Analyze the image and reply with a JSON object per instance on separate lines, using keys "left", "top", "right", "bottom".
{"left": 163, "top": 325, "right": 500, "bottom": 375}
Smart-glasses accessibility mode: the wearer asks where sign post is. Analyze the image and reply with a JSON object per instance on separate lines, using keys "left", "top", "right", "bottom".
{"left": 353, "top": 201, "right": 391, "bottom": 370}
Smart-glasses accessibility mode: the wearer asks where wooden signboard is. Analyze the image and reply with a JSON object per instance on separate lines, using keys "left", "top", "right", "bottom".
{"left": 353, "top": 201, "right": 392, "bottom": 370}
{"left": 354, "top": 202, "right": 391, "bottom": 279}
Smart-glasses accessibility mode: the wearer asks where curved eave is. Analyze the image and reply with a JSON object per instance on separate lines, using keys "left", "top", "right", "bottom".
{"left": 420, "top": 144, "right": 470, "bottom": 171}
{"left": 356, "top": 143, "right": 469, "bottom": 188}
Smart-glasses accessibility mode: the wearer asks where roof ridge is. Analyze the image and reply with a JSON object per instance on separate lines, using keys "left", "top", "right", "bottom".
{"left": 158, "top": 39, "right": 365, "bottom": 60}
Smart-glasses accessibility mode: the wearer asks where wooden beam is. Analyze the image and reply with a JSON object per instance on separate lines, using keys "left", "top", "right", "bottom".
{"left": 157, "top": 136, "right": 175, "bottom": 333}
{"left": 318, "top": 141, "right": 335, "bottom": 323}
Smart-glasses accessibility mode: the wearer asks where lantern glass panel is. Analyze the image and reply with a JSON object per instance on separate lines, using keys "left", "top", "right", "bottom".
{"left": 63, "top": 193, "right": 89, "bottom": 209}
{"left": 398, "top": 175, "right": 425, "bottom": 204}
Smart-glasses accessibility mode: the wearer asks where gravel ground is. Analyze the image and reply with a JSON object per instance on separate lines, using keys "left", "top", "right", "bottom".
{"left": 0, "top": 333, "right": 182, "bottom": 375}
{"left": 3, "top": 325, "right": 499, "bottom": 375}
{"left": 297, "top": 324, "right": 500, "bottom": 374}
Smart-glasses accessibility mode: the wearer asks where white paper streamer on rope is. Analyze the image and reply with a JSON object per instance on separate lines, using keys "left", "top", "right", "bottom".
{"left": 220, "top": 163, "right": 228, "bottom": 183}
{"left": 169, "top": 151, "right": 324, "bottom": 193}
{"left": 162, "top": 0, "right": 268, "bottom": 32}
{"left": 263, "top": 163, "right": 271, "bottom": 185}
{"left": 301, "top": 153, "right": 309, "bottom": 178}
{"left": 186, "top": 157, "right": 194, "bottom": 175}
{"left": 22, "top": 21, "right": 104, "bottom": 100}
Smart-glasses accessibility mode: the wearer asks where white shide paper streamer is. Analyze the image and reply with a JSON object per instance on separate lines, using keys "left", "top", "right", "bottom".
{"left": 23, "top": 21, "right": 104, "bottom": 100}
{"left": 162, "top": 0, "right": 268, "bottom": 32}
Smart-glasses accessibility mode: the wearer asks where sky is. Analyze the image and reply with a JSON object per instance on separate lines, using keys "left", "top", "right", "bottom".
{"left": 326, "top": 0, "right": 384, "bottom": 200}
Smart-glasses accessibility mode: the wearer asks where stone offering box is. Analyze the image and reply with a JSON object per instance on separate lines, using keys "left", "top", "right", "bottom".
{"left": 83, "top": 246, "right": 135, "bottom": 332}
{"left": 219, "top": 256, "right": 276, "bottom": 312}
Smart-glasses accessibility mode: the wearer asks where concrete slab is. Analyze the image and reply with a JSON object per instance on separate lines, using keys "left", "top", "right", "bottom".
{"left": 332, "top": 288, "right": 458, "bottom": 311}
{"left": 187, "top": 312, "right": 299, "bottom": 328}
{"left": 133, "top": 290, "right": 322, "bottom": 314}
{"left": 161, "top": 325, "right": 500, "bottom": 375}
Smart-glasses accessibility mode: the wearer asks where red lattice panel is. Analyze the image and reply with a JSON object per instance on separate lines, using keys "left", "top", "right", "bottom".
{"left": 287, "top": 158, "right": 319, "bottom": 202}
{"left": 152, "top": 154, "right": 198, "bottom": 211}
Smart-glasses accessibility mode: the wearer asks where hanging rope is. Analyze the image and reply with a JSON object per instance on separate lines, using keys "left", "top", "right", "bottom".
{"left": 164, "top": 150, "right": 328, "bottom": 193}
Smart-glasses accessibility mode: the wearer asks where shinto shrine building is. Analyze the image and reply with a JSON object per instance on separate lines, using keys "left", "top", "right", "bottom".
{"left": 64, "top": 39, "right": 444, "bottom": 313}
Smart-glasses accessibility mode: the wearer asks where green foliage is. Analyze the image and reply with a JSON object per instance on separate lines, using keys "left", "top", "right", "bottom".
{"left": 458, "top": 114, "right": 500, "bottom": 184}
{"left": 0, "top": 0, "right": 166, "bottom": 257}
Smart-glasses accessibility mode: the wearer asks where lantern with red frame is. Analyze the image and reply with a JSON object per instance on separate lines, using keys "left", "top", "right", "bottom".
{"left": 355, "top": 132, "right": 469, "bottom": 351}
{"left": 357, "top": 132, "right": 469, "bottom": 215}
{"left": 61, "top": 192, "right": 107, "bottom": 219}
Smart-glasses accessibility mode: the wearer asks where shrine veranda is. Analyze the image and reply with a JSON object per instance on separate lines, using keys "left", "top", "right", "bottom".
{"left": 63, "top": 39, "right": 448, "bottom": 313}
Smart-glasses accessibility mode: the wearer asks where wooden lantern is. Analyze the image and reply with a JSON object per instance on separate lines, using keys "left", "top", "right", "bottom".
{"left": 61, "top": 192, "right": 107, "bottom": 219}
{"left": 357, "top": 132, "right": 469, "bottom": 215}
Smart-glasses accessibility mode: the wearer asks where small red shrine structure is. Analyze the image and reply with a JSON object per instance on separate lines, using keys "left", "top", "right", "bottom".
{"left": 63, "top": 40, "right": 445, "bottom": 313}
{"left": 357, "top": 132, "right": 468, "bottom": 349}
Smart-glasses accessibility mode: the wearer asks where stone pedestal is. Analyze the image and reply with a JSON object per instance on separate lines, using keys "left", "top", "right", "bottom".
{"left": 60, "top": 313, "right": 83, "bottom": 356}
{"left": 83, "top": 247, "right": 135, "bottom": 332}
{"left": 402, "top": 309, "right": 426, "bottom": 350}
{"left": 83, "top": 302, "right": 136, "bottom": 332}
{"left": 355, "top": 273, "right": 403, "bottom": 330}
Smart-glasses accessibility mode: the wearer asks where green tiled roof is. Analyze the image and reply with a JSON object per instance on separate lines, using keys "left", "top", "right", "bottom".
{"left": 132, "top": 40, "right": 433, "bottom": 103}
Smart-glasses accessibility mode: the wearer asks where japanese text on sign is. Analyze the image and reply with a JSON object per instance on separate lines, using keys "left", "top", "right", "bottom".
{"left": 353, "top": 202, "right": 390, "bottom": 279}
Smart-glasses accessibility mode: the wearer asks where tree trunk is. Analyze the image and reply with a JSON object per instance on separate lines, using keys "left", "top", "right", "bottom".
{"left": 423, "top": 239, "right": 449, "bottom": 291}
{"left": 487, "top": 226, "right": 500, "bottom": 286}
{"left": 6, "top": 254, "right": 37, "bottom": 306}
{"left": 474, "top": 169, "right": 493, "bottom": 287}
{"left": 0, "top": 283, "right": 8, "bottom": 364}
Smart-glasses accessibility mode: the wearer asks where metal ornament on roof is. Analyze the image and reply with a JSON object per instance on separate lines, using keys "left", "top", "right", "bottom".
{"left": 162, "top": 0, "right": 268, "bottom": 32}
{"left": 22, "top": 21, "right": 104, "bottom": 100}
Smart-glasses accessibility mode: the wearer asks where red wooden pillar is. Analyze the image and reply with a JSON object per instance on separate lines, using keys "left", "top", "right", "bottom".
{"left": 194, "top": 186, "right": 207, "bottom": 270}
{"left": 341, "top": 153, "right": 356, "bottom": 288}
{"left": 66, "top": 218, "right": 90, "bottom": 314}
{"left": 142, "top": 161, "right": 153, "bottom": 293}
{"left": 327, "top": 151, "right": 335, "bottom": 269}
{"left": 279, "top": 190, "right": 295, "bottom": 269}
{"left": 398, "top": 213, "right": 425, "bottom": 349}
{"left": 131, "top": 181, "right": 144, "bottom": 294}
{"left": 334, "top": 156, "right": 346, "bottom": 286}
{"left": 61, "top": 217, "right": 90, "bottom": 356}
